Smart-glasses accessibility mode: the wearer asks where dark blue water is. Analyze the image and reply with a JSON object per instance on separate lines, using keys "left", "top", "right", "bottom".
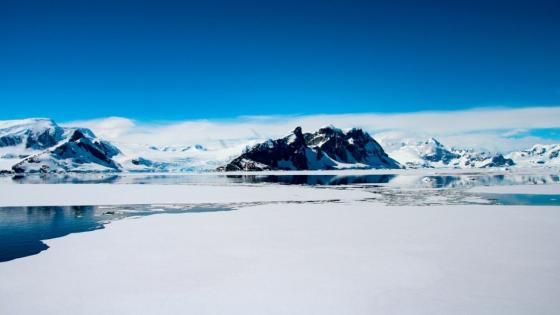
{"left": 480, "top": 194, "right": 560, "bottom": 206}
{"left": 0, "top": 204, "right": 232, "bottom": 263}
{"left": 0, "top": 206, "right": 103, "bottom": 262}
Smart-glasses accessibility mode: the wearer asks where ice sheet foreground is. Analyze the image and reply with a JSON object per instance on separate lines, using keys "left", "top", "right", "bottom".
{"left": 1, "top": 202, "right": 559, "bottom": 315}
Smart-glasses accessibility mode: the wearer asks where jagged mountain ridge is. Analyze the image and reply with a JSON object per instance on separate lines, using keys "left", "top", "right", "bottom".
{"left": 12, "top": 129, "right": 122, "bottom": 173}
{"left": 220, "top": 126, "right": 401, "bottom": 171}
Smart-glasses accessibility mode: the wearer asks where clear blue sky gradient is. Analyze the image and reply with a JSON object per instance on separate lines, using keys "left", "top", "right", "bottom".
{"left": 1, "top": 0, "right": 559, "bottom": 121}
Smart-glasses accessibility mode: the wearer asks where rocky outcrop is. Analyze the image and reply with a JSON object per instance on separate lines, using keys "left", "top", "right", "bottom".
{"left": 220, "top": 126, "right": 401, "bottom": 171}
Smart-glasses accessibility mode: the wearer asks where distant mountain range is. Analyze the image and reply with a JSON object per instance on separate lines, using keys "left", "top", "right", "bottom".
{"left": 506, "top": 144, "right": 560, "bottom": 167}
{"left": 387, "top": 138, "right": 515, "bottom": 169}
{"left": 0, "top": 118, "right": 558, "bottom": 173}
{"left": 0, "top": 118, "right": 241, "bottom": 174}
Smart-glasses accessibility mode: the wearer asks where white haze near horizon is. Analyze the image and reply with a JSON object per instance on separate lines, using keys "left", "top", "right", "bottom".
{"left": 62, "top": 106, "right": 560, "bottom": 153}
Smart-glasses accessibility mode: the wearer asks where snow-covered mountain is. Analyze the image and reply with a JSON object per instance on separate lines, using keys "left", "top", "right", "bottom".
{"left": 219, "top": 126, "right": 401, "bottom": 171}
{"left": 388, "top": 138, "right": 514, "bottom": 169}
{"left": 0, "top": 118, "right": 65, "bottom": 150}
{"left": 449, "top": 149, "right": 515, "bottom": 168}
{"left": 507, "top": 144, "right": 560, "bottom": 167}
{"left": 0, "top": 119, "right": 122, "bottom": 173}
{"left": 389, "top": 138, "right": 459, "bottom": 168}
{"left": 12, "top": 129, "right": 121, "bottom": 173}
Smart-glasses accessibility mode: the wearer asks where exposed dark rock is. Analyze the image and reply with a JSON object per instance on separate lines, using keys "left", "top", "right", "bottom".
{"left": 481, "top": 154, "right": 515, "bottom": 168}
{"left": 220, "top": 126, "right": 401, "bottom": 171}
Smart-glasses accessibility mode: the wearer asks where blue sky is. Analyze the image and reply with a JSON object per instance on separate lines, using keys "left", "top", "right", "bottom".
{"left": 1, "top": 0, "right": 559, "bottom": 121}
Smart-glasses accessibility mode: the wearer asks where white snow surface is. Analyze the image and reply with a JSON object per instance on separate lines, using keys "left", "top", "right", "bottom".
{"left": 0, "top": 158, "right": 18, "bottom": 171}
{"left": 0, "top": 184, "right": 372, "bottom": 206}
{"left": 1, "top": 202, "right": 559, "bottom": 314}
{"left": 114, "top": 141, "right": 252, "bottom": 172}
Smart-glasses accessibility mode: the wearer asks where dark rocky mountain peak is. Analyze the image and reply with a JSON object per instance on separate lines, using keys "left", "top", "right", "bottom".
{"left": 220, "top": 126, "right": 401, "bottom": 171}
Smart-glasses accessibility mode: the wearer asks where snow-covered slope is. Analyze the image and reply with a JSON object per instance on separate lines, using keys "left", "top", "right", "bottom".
{"left": 388, "top": 138, "right": 514, "bottom": 169}
{"left": 0, "top": 119, "right": 122, "bottom": 173}
{"left": 449, "top": 149, "right": 515, "bottom": 168}
{"left": 389, "top": 138, "right": 459, "bottom": 168}
{"left": 507, "top": 144, "right": 560, "bottom": 167}
{"left": 0, "top": 118, "right": 65, "bottom": 150}
{"left": 12, "top": 129, "right": 122, "bottom": 173}
{"left": 220, "top": 126, "right": 401, "bottom": 171}
{"left": 0, "top": 118, "right": 66, "bottom": 170}
{"left": 113, "top": 142, "right": 247, "bottom": 172}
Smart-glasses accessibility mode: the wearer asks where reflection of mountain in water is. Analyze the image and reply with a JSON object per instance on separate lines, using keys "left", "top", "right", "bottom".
{"left": 393, "top": 174, "right": 560, "bottom": 189}
{"left": 0, "top": 206, "right": 102, "bottom": 262}
{"left": 11, "top": 174, "right": 120, "bottom": 184}
{"left": 226, "top": 175, "right": 396, "bottom": 185}
{"left": 226, "top": 174, "right": 560, "bottom": 188}
{"left": 4, "top": 172, "right": 560, "bottom": 188}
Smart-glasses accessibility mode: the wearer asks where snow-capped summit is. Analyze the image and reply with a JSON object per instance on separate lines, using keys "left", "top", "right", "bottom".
{"left": 219, "top": 126, "right": 401, "bottom": 171}
{"left": 0, "top": 118, "right": 65, "bottom": 150}
{"left": 420, "top": 138, "right": 457, "bottom": 161}
{"left": 449, "top": 149, "right": 514, "bottom": 168}
{"left": 306, "top": 126, "right": 400, "bottom": 167}
{"left": 507, "top": 144, "right": 560, "bottom": 167}
{"left": 389, "top": 138, "right": 459, "bottom": 168}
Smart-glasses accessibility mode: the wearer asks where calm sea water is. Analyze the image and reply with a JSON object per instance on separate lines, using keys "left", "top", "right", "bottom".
{"left": 0, "top": 204, "right": 232, "bottom": 262}
{"left": 3, "top": 172, "right": 560, "bottom": 188}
